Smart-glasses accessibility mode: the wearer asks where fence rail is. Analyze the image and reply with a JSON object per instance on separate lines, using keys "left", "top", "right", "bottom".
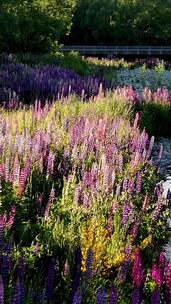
{"left": 62, "top": 45, "right": 171, "bottom": 56}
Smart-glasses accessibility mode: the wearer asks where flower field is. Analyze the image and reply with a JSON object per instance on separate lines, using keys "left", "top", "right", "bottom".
{"left": 0, "top": 59, "right": 171, "bottom": 303}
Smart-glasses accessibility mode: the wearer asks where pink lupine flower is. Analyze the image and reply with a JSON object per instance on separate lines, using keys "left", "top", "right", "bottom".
{"left": 6, "top": 205, "right": 16, "bottom": 229}
{"left": 44, "top": 188, "right": 55, "bottom": 220}
{"left": 132, "top": 250, "right": 144, "bottom": 287}
{"left": 151, "top": 263, "right": 162, "bottom": 287}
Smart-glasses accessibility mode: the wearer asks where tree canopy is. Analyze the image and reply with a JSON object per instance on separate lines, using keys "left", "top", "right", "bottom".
{"left": 65, "top": 0, "right": 171, "bottom": 45}
{"left": 0, "top": 0, "right": 76, "bottom": 52}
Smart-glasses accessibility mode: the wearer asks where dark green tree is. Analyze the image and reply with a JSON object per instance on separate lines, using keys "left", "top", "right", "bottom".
{"left": 0, "top": 0, "right": 76, "bottom": 52}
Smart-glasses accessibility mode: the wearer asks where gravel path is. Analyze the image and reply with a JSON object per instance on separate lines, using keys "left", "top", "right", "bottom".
{"left": 152, "top": 138, "right": 171, "bottom": 259}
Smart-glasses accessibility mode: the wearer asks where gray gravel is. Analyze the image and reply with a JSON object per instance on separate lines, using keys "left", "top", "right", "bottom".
{"left": 152, "top": 138, "right": 171, "bottom": 259}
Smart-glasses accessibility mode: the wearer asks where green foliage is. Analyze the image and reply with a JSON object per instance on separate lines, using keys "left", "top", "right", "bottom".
{"left": 66, "top": 0, "right": 171, "bottom": 45}
{"left": 140, "top": 102, "right": 171, "bottom": 137}
{"left": 0, "top": 0, "right": 76, "bottom": 52}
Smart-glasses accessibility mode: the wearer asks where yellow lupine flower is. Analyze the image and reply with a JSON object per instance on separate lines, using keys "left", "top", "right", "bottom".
{"left": 81, "top": 218, "right": 109, "bottom": 272}
{"left": 140, "top": 235, "right": 152, "bottom": 250}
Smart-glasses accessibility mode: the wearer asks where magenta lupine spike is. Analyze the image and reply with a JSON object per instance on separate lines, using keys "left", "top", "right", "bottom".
{"left": 132, "top": 250, "right": 144, "bottom": 287}
{"left": 151, "top": 263, "right": 162, "bottom": 287}
{"left": 159, "top": 252, "right": 165, "bottom": 270}
{"left": 165, "top": 262, "right": 171, "bottom": 302}
{"left": 0, "top": 275, "right": 4, "bottom": 304}
{"left": 6, "top": 205, "right": 16, "bottom": 229}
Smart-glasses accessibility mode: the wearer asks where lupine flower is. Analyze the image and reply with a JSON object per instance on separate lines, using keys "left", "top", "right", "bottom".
{"left": 165, "top": 262, "right": 171, "bottom": 302}
{"left": 151, "top": 199, "right": 164, "bottom": 221}
{"left": 96, "top": 286, "right": 106, "bottom": 304}
{"left": 85, "top": 247, "right": 93, "bottom": 278}
{"left": 159, "top": 252, "right": 165, "bottom": 270}
{"left": 122, "top": 201, "right": 133, "bottom": 228}
{"left": 71, "top": 248, "right": 82, "bottom": 301}
{"left": 0, "top": 275, "right": 4, "bottom": 304}
{"left": 110, "top": 285, "right": 117, "bottom": 304}
{"left": 136, "top": 172, "right": 142, "bottom": 193}
{"left": 12, "top": 277, "right": 24, "bottom": 304}
{"left": 45, "top": 257, "right": 56, "bottom": 300}
{"left": 151, "top": 263, "right": 162, "bottom": 287}
{"left": 132, "top": 250, "right": 144, "bottom": 287}
{"left": 131, "top": 287, "right": 140, "bottom": 304}
{"left": 6, "top": 205, "right": 16, "bottom": 229}
{"left": 72, "top": 288, "right": 82, "bottom": 304}
{"left": 44, "top": 187, "right": 55, "bottom": 220}
{"left": 64, "top": 259, "right": 70, "bottom": 277}
{"left": 151, "top": 288, "right": 160, "bottom": 304}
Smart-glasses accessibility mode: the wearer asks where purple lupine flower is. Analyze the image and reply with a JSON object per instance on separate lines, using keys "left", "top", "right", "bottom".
{"left": 1, "top": 252, "right": 12, "bottom": 283}
{"left": 132, "top": 250, "right": 144, "bottom": 287}
{"left": 157, "top": 144, "right": 163, "bottom": 165}
{"left": 136, "top": 172, "right": 142, "bottom": 194}
{"left": 34, "top": 291, "right": 42, "bottom": 304}
{"left": 71, "top": 247, "right": 82, "bottom": 302}
{"left": 5, "top": 157, "right": 9, "bottom": 182}
{"left": 109, "top": 285, "right": 117, "bottom": 304}
{"left": 151, "top": 199, "right": 163, "bottom": 221}
{"left": 151, "top": 288, "right": 160, "bottom": 304}
{"left": 122, "top": 201, "right": 133, "bottom": 228}
{"left": 96, "top": 286, "right": 106, "bottom": 304}
{"left": 17, "top": 256, "right": 25, "bottom": 282}
{"left": 131, "top": 287, "right": 141, "bottom": 304}
{"left": 12, "top": 277, "right": 24, "bottom": 304}
{"left": 85, "top": 247, "right": 93, "bottom": 278}
{"left": 0, "top": 275, "right": 4, "bottom": 304}
{"left": 118, "top": 260, "right": 129, "bottom": 283}
{"left": 45, "top": 257, "right": 56, "bottom": 300}
{"left": 151, "top": 263, "right": 162, "bottom": 287}
{"left": 72, "top": 288, "right": 82, "bottom": 304}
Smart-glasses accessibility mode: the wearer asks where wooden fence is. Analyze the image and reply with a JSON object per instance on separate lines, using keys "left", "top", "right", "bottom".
{"left": 62, "top": 45, "right": 171, "bottom": 56}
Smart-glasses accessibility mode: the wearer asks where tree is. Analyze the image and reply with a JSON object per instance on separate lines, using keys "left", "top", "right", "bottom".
{"left": 0, "top": 0, "right": 76, "bottom": 52}
{"left": 65, "top": 0, "right": 171, "bottom": 45}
